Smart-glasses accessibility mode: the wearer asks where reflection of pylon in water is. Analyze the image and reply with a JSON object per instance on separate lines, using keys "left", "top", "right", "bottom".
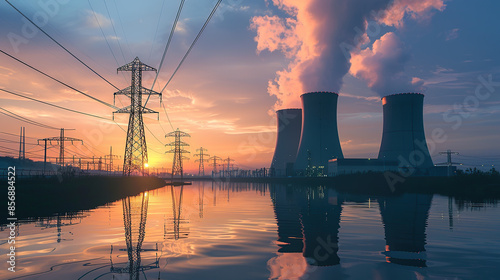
{"left": 165, "top": 185, "right": 190, "bottom": 240}
{"left": 199, "top": 184, "right": 205, "bottom": 218}
{"left": 110, "top": 192, "right": 159, "bottom": 280}
{"left": 35, "top": 213, "right": 84, "bottom": 243}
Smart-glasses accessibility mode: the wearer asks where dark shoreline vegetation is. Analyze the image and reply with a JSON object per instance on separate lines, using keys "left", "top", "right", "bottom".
{"left": 1, "top": 176, "right": 166, "bottom": 223}
{"left": 212, "top": 171, "right": 500, "bottom": 199}
{"left": 2, "top": 171, "right": 499, "bottom": 223}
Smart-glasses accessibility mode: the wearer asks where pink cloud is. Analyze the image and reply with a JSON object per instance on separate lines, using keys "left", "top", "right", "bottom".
{"left": 349, "top": 32, "right": 424, "bottom": 95}
{"left": 251, "top": 0, "right": 446, "bottom": 109}
{"left": 378, "top": 0, "right": 446, "bottom": 28}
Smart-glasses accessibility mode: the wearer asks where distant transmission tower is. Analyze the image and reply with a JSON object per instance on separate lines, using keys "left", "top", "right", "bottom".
{"left": 209, "top": 156, "right": 222, "bottom": 174}
{"left": 224, "top": 156, "right": 234, "bottom": 177}
{"left": 166, "top": 129, "right": 190, "bottom": 179}
{"left": 18, "top": 126, "right": 25, "bottom": 160}
{"left": 104, "top": 146, "right": 120, "bottom": 172}
{"left": 113, "top": 57, "right": 161, "bottom": 176}
{"left": 436, "top": 150, "right": 460, "bottom": 176}
{"left": 194, "top": 147, "right": 210, "bottom": 176}
{"left": 38, "top": 128, "right": 82, "bottom": 167}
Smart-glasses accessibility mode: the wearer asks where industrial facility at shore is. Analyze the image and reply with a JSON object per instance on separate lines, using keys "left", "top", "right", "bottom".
{"left": 270, "top": 92, "right": 452, "bottom": 178}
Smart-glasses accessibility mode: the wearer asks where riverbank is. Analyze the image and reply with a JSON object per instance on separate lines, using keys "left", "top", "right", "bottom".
{"left": 1, "top": 176, "right": 166, "bottom": 222}
{"left": 197, "top": 173, "right": 500, "bottom": 199}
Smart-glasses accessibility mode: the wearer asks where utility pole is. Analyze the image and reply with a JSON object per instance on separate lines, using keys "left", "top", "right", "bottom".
{"left": 38, "top": 128, "right": 82, "bottom": 169}
{"left": 194, "top": 147, "right": 210, "bottom": 176}
{"left": 113, "top": 57, "right": 161, "bottom": 176}
{"left": 436, "top": 150, "right": 460, "bottom": 177}
{"left": 165, "top": 129, "right": 190, "bottom": 179}
{"left": 209, "top": 156, "right": 222, "bottom": 174}
{"left": 18, "top": 126, "right": 25, "bottom": 160}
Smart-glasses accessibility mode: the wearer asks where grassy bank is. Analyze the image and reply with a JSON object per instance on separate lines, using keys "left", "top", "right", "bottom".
{"left": 1, "top": 176, "right": 166, "bottom": 222}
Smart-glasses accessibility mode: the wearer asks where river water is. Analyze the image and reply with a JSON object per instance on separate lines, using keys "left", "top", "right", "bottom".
{"left": 2, "top": 181, "right": 500, "bottom": 280}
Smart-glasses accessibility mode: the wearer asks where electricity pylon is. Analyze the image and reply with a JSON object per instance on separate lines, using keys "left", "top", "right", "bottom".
{"left": 194, "top": 147, "right": 210, "bottom": 176}
{"left": 436, "top": 150, "right": 460, "bottom": 176}
{"left": 18, "top": 126, "right": 25, "bottom": 160}
{"left": 209, "top": 155, "right": 222, "bottom": 174}
{"left": 224, "top": 156, "right": 235, "bottom": 177}
{"left": 165, "top": 129, "right": 190, "bottom": 179}
{"left": 104, "top": 146, "right": 120, "bottom": 172}
{"left": 38, "top": 128, "right": 82, "bottom": 167}
{"left": 113, "top": 57, "right": 161, "bottom": 176}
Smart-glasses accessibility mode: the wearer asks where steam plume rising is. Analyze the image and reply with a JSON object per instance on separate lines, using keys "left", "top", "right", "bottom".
{"left": 251, "top": 0, "right": 446, "bottom": 109}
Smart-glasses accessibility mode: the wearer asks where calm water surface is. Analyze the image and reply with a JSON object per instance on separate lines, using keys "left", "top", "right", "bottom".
{"left": 2, "top": 182, "right": 500, "bottom": 280}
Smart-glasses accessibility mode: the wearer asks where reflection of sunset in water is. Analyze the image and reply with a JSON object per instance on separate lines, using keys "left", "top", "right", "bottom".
{"left": 4, "top": 182, "right": 500, "bottom": 279}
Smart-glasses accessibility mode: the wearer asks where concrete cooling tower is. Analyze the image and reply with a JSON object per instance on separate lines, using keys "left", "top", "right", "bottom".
{"left": 294, "top": 92, "right": 343, "bottom": 174}
{"left": 270, "top": 109, "right": 302, "bottom": 176}
{"left": 378, "top": 93, "right": 433, "bottom": 170}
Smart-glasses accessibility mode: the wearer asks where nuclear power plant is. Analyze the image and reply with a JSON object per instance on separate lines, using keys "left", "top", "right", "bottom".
{"left": 270, "top": 92, "right": 448, "bottom": 177}
{"left": 270, "top": 109, "right": 302, "bottom": 176}
{"left": 294, "top": 92, "right": 344, "bottom": 176}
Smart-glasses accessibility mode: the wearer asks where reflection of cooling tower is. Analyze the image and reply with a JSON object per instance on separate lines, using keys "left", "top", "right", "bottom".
{"left": 270, "top": 185, "right": 342, "bottom": 266}
{"left": 270, "top": 185, "right": 305, "bottom": 253}
{"left": 295, "top": 92, "right": 343, "bottom": 172}
{"left": 379, "top": 193, "right": 433, "bottom": 267}
{"left": 378, "top": 93, "right": 433, "bottom": 169}
{"left": 270, "top": 109, "right": 302, "bottom": 176}
{"left": 301, "top": 188, "right": 342, "bottom": 266}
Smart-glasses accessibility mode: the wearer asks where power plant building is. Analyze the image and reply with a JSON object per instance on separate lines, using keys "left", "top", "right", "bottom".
{"left": 270, "top": 92, "right": 447, "bottom": 177}
{"left": 328, "top": 158, "right": 399, "bottom": 176}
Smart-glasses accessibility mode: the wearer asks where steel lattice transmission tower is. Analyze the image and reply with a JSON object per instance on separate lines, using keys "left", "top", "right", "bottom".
{"left": 18, "top": 126, "right": 25, "bottom": 160}
{"left": 166, "top": 129, "right": 190, "bottom": 179}
{"left": 113, "top": 57, "right": 161, "bottom": 176}
{"left": 194, "top": 147, "right": 210, "bottom": 176}
{"left": 209, "top": 155, "right": 222, "bottom": 174}
{"left": 38, "top": 128, "right": 82, "bottom": 167}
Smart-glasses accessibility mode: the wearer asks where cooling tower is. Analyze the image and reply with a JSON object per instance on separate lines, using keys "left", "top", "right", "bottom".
{"left": 270, "top": 109, "right": 302, "bottom": 176}
{"left": 378, "top": 93, "right": 433, "bottom": 169}
{"left": 294, "top": 92, "right": 343, "bottom": 174}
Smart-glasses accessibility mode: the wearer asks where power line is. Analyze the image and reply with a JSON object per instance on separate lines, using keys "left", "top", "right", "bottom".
{"left": 112, "top": 0, "right": 132, "bottom": 57}
{"left": 161, "top": 102, "right": 175, "bottom": 132}
{"left": 87, "top": 0, "right": 128, "bottom": 85}
{"left": 157, "top": 0, "right": 222, "bottom": 96}
{"left": 0, "top": 131, "right": 38, "bottom": 140}
{"left": 145, "top": 124, "right": 165, "bottom": 146}
{"left": 144, "top": 0, "right": 221, "bottom": 135}
{"left": 0, "top": 138, "right": 37, "bottom": 146}
{"left": 150, "top": 0, "right": 185, "bottom": 92}
{"left": 0, "top": 107, "right": 59, "bottom": 130}
{"left": 147, "top": 0, "right": 167, "bottom": 65}
{"left": 103, "top": 0, "right": 127, "bottom": 64}
{"left": 0, "top": 49, "right": 118, "bottom": 110}
{"left": 0, "top": 88, "right": 110, "bottom": 120}
{"left": 5, "top": 0, "right": 120, "bottom": 91}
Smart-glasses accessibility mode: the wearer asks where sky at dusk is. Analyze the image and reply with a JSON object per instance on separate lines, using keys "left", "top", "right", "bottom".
{"left": 0, "top": 0, "right": 499, "bottom": 173}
